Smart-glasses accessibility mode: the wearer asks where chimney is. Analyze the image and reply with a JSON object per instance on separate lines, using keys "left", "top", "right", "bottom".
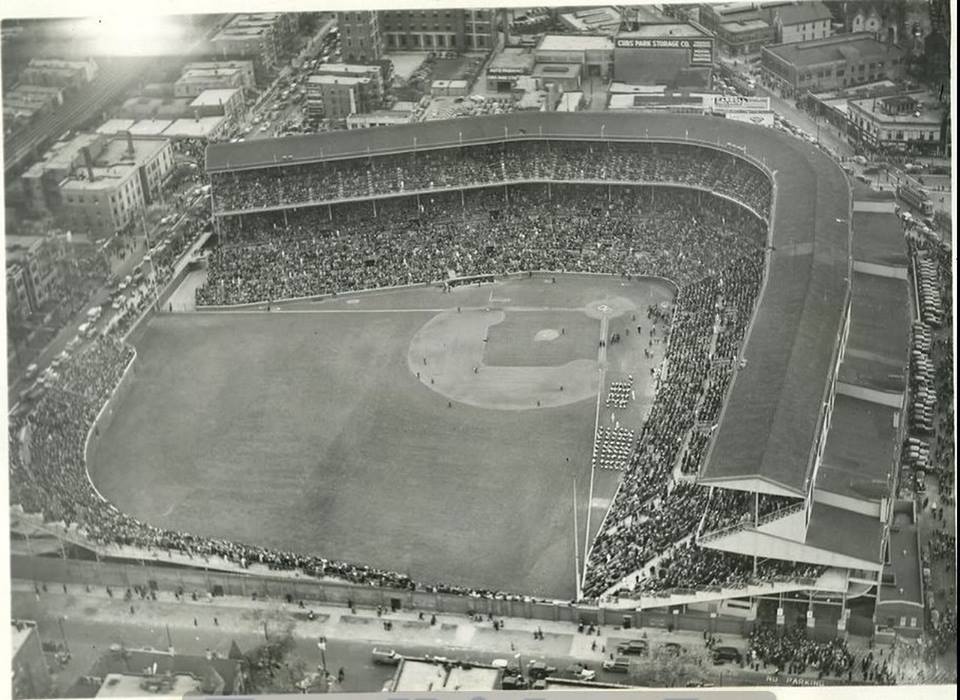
{"left": 81, "top": 146, "right": 96, "bottom": 181}
{"left": 125, "top": 130, "right": 135, "bottom": 157}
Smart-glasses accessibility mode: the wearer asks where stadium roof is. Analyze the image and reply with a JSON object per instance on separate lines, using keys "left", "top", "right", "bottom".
{"left": 806, "top": 502, "right": 884, "bottom": 562}
{"left": 837, "top": 271, "right": 909, "bottom": 394}
{"left": 816, "top": 394, "right": 897, "bottom": 501}
{"left": 206, "top": 112, "right": 850, "bottom": 495}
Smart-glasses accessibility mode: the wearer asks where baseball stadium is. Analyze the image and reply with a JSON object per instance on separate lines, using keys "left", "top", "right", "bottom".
{"left": 9, "top": 112, "right": 920, "bottom": 639}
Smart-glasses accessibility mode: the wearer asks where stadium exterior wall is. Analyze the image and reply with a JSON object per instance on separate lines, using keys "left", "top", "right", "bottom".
{"left": 11, "top": 554, "right": 777, "bottom": 636}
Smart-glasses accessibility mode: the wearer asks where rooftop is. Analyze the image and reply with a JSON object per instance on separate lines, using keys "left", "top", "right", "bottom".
{"left": 10, "top": 621, "right": 36, "bottom": 656}
{"left": 721, "top": 19, "right": 771, "bottom": 34}
{"left": 487, "top": 49, "right": 536, "bottom": 72}
{"left": 533, "top": 63, "right": 581, "bottom": 79}
{"left": 392, "top": 659, "right": 500, "bottom": 692}
{"left": 316, "top": 63, "right": 382, "bottom": 75}
{"left": 61, "top": 164, "right": 139, "bottom": 191}
{"left": 129, "top": 119, "right": 174, "bottom": 136}
{"left": 42, "top": 132, "right": 103, "bottom": 171}
{"left": 96, "top": 673, "right": 201, "bottom": 697}
{"left": 764, "top": 32, "right": 905, "bottom": 67}
{"left": 97, "top": 135, "right": 168, "bottom": 165}
{"left": 190, "top": 89, "right": 241, "bottom": 107}
{"left": 308, "top": 75, "right": 371, "bottom": 86}
{"left": 163, "top": 116, "right": 227, "bottom": 139}
{"left": 96, "top": 118, "right": 136, "bottom": 135}
{"left": 817, "top": 394, "right": 897, "bottom": 501}
{"left": 774, "top": 2, "right": 833, "bottom": 26}
{"left": 89, "top": 648, "right": 242, "bottom": 695}
{"left": 537, "top": 34, "right": 614, "bottom": 52}
{"left": 178, "top": 67, "right": 245, "bottom": 81}
{"left": 849, "top": 93, "right": 946, "bottom": 124}
{"left": 618, "top": 22, "right": 710, "bottom": 38}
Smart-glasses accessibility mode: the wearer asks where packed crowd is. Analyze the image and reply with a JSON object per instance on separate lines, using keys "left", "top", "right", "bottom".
{"left": 699, "top": 489, "right": 802, "bottom": 537}
{"left": 211, "top": 140, "right": 773, "bottom": 219}
{"left": 10, "top": 148, "right": 830, "bottom": 610}
{"left": 584, "top": 250, "right": 773, "bottom": 598}
{"left": 197, "top": 184, "right": 768, "bottom": 306}
{"left": 637, "top": 540, "right": 825, "bottom": 595}
{"left": 747, "top": 625, "right": 891, "bottom": 683}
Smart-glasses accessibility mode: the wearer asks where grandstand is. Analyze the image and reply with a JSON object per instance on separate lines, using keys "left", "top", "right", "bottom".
{"left": 12, "top": 111, "right": 919, "bottom": 639}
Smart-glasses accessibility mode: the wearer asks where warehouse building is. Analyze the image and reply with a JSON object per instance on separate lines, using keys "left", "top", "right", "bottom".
{"left": 761, "top": 32, "right": 906, "bottom": 97}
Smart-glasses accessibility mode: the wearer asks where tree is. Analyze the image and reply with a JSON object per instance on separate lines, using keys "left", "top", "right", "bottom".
{"left": 627, "top": 649, "right": 712, "bottom": 688}
{"left": 243, "top": 631, "right": 324, "bottom": 694}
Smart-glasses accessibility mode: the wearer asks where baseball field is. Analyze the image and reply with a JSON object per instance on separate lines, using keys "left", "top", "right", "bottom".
{"left": 88, "top": 274, "right": 674, "bottom": 599}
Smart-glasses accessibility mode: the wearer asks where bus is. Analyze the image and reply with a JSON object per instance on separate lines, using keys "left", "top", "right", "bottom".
{"left": 897, "top": 180, "right": 934, "bottom": 216}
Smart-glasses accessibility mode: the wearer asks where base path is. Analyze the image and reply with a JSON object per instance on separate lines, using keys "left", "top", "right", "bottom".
{"left": 408, "top": 308, "right": 599, "bottom": 411}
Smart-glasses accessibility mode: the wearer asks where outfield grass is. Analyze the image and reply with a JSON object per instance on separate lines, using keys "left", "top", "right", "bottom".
{"left": 91, "top": 274, "right": 673, "bottom": 599}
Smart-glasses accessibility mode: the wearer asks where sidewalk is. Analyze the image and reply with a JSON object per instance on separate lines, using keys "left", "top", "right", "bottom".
{"left": 11, "top": 581, "right": 734, "bottom": 664}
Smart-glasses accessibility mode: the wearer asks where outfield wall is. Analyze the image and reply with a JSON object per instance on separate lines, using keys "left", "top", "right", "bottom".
{"left": 83, "top": 350, "right": 138, "bottom": 503}
{"left": 198, "top": 271, "right": 679, "bottom": 312}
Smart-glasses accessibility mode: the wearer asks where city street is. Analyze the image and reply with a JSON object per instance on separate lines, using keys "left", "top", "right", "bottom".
{"left": 12, "top": 584, "right": 766, "bottom": 693}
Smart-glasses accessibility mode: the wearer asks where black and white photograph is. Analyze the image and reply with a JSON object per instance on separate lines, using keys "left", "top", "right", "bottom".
{"left": 0, "top": 1, "right": 955, "bottom": 697}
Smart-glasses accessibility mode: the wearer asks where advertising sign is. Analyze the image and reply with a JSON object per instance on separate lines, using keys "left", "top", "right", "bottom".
{"left": 615, "top": 36, "right": 714, "bottom": 65}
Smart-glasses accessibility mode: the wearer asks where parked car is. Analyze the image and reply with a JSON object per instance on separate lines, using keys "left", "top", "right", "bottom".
{"left": 616, "top": 639, "right": 649, "bottom": 656}
{"left": 371, "top": 648, "right": 401, "bottom": 666}
{"left": 712, "top": 646, "right": 743, "bottom": 664}
{"left": 602, "top": 656, "right": 631, "bottom": 673}
{"left": 526, "top": 661, "right": 557, "bottom": 680}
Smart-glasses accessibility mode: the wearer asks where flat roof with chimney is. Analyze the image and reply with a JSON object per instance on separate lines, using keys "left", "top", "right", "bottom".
{"left": 849, "top": 92, "right": 945, "bottom": 125}
{"left": 190, "top": 88, "right": 241, "bottom": 107}
{"left": 764, "top": 32, "right": 904, "bottom": 68}
{"left": 308, "top": 75, "right": 371, "bottom": 86}
{"left": 96, "top": 119, "right": 136, "bottom": 135}
{"left": 316, "top": 63, "right": 381, "bottom": 76}
{"left": 537, "top": 34, "right": 614, "bottom": 52}
{"left": 618, "top": 22, "right": 709, "bottom": 38}
{"left": 163, "top": 116, "right": 228, "bottom": 138}
{"left": 391, "top": 658, "right": 500, "bottom": 692}
{"left": 96, "top": 673, "right": 201, "bottom": 697}
{"left": 129, "top": 119, "right": 174, "bottom": 136}
{"left": 60, "top": 163, "right": 139, "bottom": 191}
{"left": 98, "top": 135, "right": 168, "bottom": 165}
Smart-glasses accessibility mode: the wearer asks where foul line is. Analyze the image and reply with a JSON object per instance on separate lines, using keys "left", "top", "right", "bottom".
{"left": 581, "top": 312, "right": 608, "bottom": 591}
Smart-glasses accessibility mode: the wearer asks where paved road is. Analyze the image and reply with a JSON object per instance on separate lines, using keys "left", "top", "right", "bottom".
{"left": 12, "top": 584, "right": 759, "bottom": 693}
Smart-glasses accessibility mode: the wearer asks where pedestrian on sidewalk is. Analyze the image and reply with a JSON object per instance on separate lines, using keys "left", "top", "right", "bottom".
{"left": 338, "top": 668, "right": 345, "bottom": 684}
{"left": 130, "top": 605, "right": 135, "bottom": 615}
{"left": 193, "top": 618, "right": 198, "bottom": 626}
{"left": 62, "top": 584, "right": 68, "bottom": 594}
{"left": 214, "top": 617, "right": 219, "bottom": 626}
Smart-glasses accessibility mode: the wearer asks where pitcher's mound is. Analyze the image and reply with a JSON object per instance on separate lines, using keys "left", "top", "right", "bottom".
{"left": 534, "top": 329, "right": 560, "bottom": 342}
